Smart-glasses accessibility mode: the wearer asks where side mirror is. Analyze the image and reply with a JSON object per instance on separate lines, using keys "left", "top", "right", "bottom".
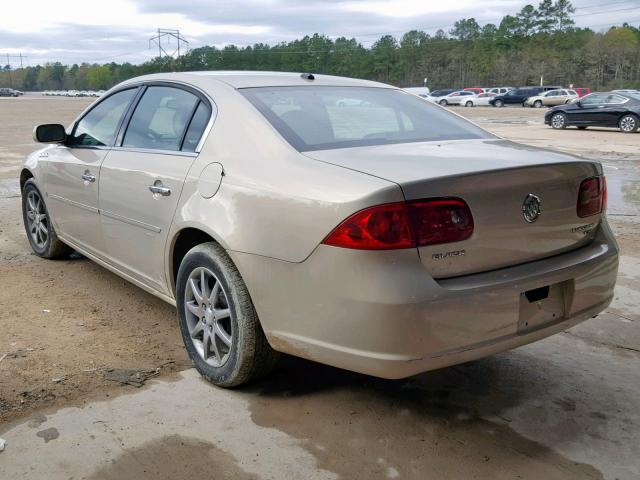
{"left": 575, "top": 100, "right": 582, "bottom": 107}
{"left": 33, "top": 124, "right": 66, "bottom": 143}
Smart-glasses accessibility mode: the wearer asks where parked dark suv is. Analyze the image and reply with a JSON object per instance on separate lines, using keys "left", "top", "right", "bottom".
{"left": 490, "top": 86, "right": 562, "bottom": 107}
{"left": 0, "top": 88, "right": 20, "bottom": 97}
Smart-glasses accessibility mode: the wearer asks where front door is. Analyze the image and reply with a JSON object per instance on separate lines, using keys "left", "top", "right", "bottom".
{"left": 44, "top": 87, "right": 138, "bottom": 254}
{"left": 568, "top": 93, "right": 608, "bottom": 125}
{"left": 98, "top": 85, "right": 212, "bottom": 293}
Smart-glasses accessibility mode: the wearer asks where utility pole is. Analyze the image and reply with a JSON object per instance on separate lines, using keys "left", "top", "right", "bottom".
{"left": 149, "top": 29, "right": 189, "bottom": 60}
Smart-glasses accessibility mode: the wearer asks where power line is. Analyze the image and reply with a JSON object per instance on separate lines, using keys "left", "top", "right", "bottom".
{"left": 149, "top": 29, "right": 189, "bottom": 59}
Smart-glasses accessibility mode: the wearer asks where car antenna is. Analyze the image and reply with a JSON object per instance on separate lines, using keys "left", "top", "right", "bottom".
{"left": 300, "top": 73, "right": 315, "bottom": 80}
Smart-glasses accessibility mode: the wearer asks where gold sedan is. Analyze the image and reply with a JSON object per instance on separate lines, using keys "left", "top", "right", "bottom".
{"left": 525, "top": 89, "right": 579, "bottom": 108}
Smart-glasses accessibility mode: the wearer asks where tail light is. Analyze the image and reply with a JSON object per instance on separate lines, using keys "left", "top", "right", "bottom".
{"left": 322, "top": 198, "right": 474, "bottom": 250}
{"left": 577, "top": 176, "right": 606, "bottom": 218}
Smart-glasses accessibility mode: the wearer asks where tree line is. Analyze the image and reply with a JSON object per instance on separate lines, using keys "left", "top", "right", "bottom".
{"left": 1, "top": 0, "right": 639, "bottom": 92}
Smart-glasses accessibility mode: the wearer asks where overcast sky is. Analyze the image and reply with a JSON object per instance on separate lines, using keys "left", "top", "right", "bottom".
{"left": 2, "top": 0, "right": 639, "bottom": 66}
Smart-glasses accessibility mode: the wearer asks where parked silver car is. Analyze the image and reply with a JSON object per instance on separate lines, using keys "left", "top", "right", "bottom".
{"left": 21, "top": 72, "right": 618, "bottom": 386}
{"left": 438, "top": 90, "right": 477, "bottom": 106}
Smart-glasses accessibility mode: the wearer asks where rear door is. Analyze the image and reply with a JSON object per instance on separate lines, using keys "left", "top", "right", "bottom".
{"left": 545, "top": 90, "right": 564, "bottom": 106}
{"left": 44, "top": 87, "right": 138, "bottom": 254}
{"left": 600, "top": 94, "right": 630, "bottom": 126}
{"left": 98, "top": 84, "right": 213, "bottom": 292}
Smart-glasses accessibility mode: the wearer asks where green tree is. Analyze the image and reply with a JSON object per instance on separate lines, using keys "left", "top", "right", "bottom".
{"left": 450, "top": 18, "right": 481, "bottom": 41}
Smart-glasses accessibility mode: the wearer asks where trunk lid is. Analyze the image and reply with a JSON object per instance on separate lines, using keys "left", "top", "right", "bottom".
{"left": 305, "top": 139, "right": 603, "bottom": 278}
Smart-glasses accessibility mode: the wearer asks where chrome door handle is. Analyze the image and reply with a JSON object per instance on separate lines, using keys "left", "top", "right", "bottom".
{"left": 82, "top": 173, "right": 96, "bottom": 182}
{"left": 149, "top": 184, "right": 171, "bottom": 196}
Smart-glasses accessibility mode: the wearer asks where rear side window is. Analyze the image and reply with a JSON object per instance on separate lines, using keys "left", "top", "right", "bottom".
{"left": 606, "top": 94, "right": 627, "bottom": 104}
{"left": 123, "top": 86, "right": 199, "bottom": 151}
{"left": 182, "top": 102, "right": 211, "bottom": 152}
{"left": 69, "top": 88, "right": 137, "bottom": 147}
{"left": 241, "top": 86, "right": 492, "bottom": 152}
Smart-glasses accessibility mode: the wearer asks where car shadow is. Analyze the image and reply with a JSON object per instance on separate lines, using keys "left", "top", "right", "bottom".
{"left": 240, "top": 349, "right": 608, "bottom": 479}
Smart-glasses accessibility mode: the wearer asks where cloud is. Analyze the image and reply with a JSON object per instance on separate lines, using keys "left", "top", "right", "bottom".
{"left": 1, "top": 0, "right": 638, "bottom": 66}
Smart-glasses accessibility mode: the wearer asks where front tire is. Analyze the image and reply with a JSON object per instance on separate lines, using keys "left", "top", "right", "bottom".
{"left": 176, "top": 242, "right": 278, "bottom": 387}
{"left": 619, "top": 114, "right": 638, "bottom": 133}
{"left": 533, "top": 100, "right": 543, "bottom": 108}
{"left": 550, "top": 112, "right": 568, "bottom": 129}
{"left": 494, "top": 99, "right": 504, "bottom": 107}
{"left": 439, "top": 99, "right": 448, "bottom": 106}
{"left": 21, "top": 179, "right": 73, "bottom": 259}
{"left": 465, "top": 101, "right": 473, "bottom": 107}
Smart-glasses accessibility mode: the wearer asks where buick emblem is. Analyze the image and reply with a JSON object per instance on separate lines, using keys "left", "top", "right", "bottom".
{"left": 522, "top": 194, "right": 542, "bottom": 223}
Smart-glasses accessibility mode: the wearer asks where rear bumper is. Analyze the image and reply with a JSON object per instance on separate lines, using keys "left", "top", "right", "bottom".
{"left": 231, "top": 221, "right": 618, "bottom": 379}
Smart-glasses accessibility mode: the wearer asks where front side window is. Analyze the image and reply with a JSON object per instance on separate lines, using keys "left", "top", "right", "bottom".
{"left": 123, "top": 86, "right": 199, "bottom": 151}
{"left": 581, "top": 94, "right": 607, "bottom": 105}
{"left": 68, "top": 88, "right": 137, "bottom": 147}
{"left": 241, "top": 86, "right": 493, "bottom": 152}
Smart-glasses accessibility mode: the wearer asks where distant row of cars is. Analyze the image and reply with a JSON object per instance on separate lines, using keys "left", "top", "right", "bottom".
{"left": 405, "top": 84, "right": 640, "bottom": 132}
{"left": 418, "top": 86, "right": 592, "bottom": 108}
{"left": 42, "top": 90, "right": 105, "bottom": 97}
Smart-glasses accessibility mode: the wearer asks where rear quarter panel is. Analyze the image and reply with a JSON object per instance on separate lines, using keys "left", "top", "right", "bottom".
{"left": 167, "top": 79, "right": 403, "bottom": 271}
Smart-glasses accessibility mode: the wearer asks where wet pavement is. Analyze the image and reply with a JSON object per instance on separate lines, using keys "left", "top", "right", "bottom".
{"left": 2, "top": 337, "right": 640, "bottom": 480}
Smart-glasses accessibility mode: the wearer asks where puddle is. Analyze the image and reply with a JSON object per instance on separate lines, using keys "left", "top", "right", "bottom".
{"left": 246, "top": 356, "right": 604, "bottom": 480}
{"left": 36, "top": 427, "right": 59, "bottom": 443}
{"left": 86, "top": 435, "right": 257, "bottom": 480}
{"left": 601, "top": 162, "right": 640, "bottom": 217}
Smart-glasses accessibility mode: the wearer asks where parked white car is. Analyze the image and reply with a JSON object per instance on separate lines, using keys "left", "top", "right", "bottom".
{"left": 438, "top": 90, "right": 477, "bottom": 106}
{"left": 486, "top": 87, "right": 514, "bottom": 95}
{"left": 465, "top": 92, "right": 496, "bottom": 107}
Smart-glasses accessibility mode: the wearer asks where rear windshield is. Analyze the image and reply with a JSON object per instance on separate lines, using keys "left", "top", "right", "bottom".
{"left": 240, "top": 86, "right": 492, "bottom": 152}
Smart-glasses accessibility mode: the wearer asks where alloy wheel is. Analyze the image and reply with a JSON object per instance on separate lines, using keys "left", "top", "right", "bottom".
{"left": 184, "top": 267, "right": 234, "bottom": 367}
{"left": 25, "top": 190, "right": 48, "bottom": 249}
{"left": 551, "top": 113, "right": 566, "bottom": 129}
{"left": 620, "top": 115, "right": 637, "bottom": 133}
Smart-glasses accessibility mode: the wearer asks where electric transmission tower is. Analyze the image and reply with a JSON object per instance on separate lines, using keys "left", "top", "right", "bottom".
{"left": 149, "top": 29, "right": 189, "bottom": 59}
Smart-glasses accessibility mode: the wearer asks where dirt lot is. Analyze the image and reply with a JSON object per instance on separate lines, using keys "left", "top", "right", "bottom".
{"left": 1, "top": 96, "right": 639, "bottom": 479}
{"left": 0, "top": 96, "right": 189, "bottom": 421}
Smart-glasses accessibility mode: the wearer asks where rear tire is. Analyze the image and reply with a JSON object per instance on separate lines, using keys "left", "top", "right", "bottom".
{"left": 465, "top": 101, "right": 473, "bottom": 107}
{"left": 619, "top": 114, "right": 638, "bottom": 133}
{"left": 439, "top": 99, "right": 448, "bottom": 106}
{"left": 550, "top": 112, "right": 568, "bottom": 129}
{"left": 176, "top": 242, "right": 278, "bottom": 387}
{"left": 21, "top": 179, "right": 73, "bottom": 259}
{"left": 577, "top": 126, "right": 587, "bottom": 130}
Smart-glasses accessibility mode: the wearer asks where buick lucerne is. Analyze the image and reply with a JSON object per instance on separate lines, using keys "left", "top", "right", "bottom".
{"left": 21, "top": 72, "right": 618, "bottom": 386}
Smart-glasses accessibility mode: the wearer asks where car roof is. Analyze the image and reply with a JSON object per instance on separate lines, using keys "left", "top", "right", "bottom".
{"left": 119, "top": 71, "right": 393, "bottom": 90}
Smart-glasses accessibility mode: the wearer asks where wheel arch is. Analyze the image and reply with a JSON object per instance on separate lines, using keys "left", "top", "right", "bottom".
{"left": 20, "top": 168, "right": 34, "bottom": 191}
{"left": 619, "top": 111, "right": 639, "bottom": 121}
{"left": 168, "top": 226, "right": 232, "bottom": 296}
